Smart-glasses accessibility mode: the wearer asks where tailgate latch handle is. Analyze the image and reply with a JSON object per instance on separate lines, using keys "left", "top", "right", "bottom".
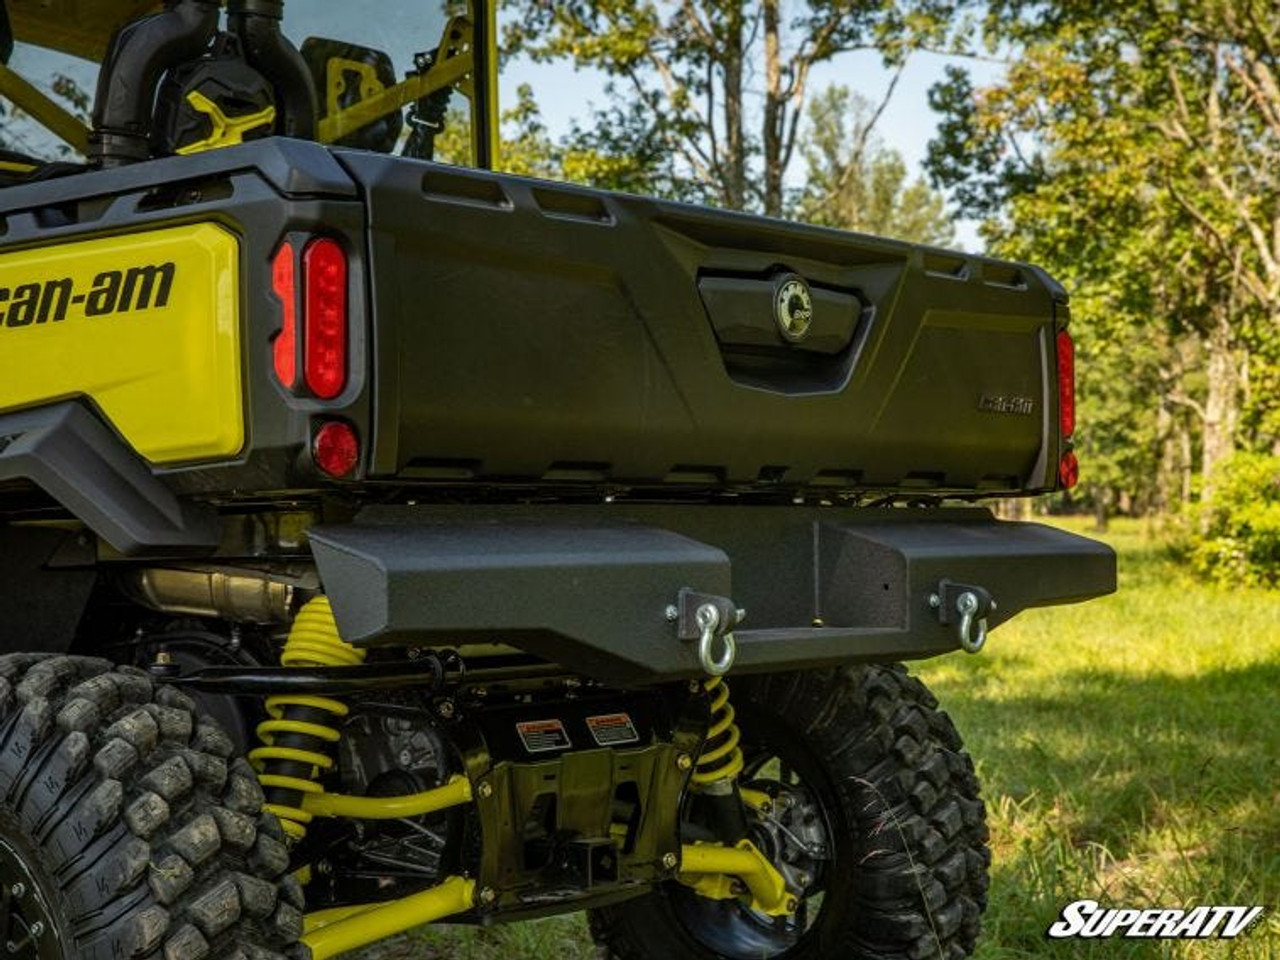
{"left": 930, "top": 580, "right": 996, "bottom": 655}
{"left": 671, "top": 589, "right": 745, "bottom": 676}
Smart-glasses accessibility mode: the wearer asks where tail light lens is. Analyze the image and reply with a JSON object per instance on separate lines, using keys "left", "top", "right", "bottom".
{"left": 313, "top": 420, "right": 360, "bottom": 478}
{"left": 271, "top": 243, "right": 298, "bottom": 390}
{"left": 1056, "top": 328, "right": 1078, "bottom": 489}
{"left": 1056, "top": 329, "right": 1076, "bottom": 438}
{"left": 271, "top": 237, "right": 350, "bottom": 400}
{"left": 1058, "top": 449, "right": 1079, "bottom": 489}
{"left": 303, "top": 238, "right": 348, "bottom": 400}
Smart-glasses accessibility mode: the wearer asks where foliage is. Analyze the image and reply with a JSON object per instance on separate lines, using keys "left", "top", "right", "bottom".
{"left": 1172, "top": 452, "right": 1280, "bottom": 587}
{"left": 922, "top": 517, "right": 1279, "bottom": 958}
{"left": 504, "top": 0, "right": 960, "bottom": 216}
{"left": 0, "top": 71, "right": 90, "bottom": 159}
{"left": 794, "top": 85, "right": 953, "bottom": 244}
{"left": 926, "top": 0, "right": 1280, "bottom": 556}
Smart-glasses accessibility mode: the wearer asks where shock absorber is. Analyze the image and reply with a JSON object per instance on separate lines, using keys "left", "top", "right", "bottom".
{"left": 250, "top": 595, "right": 365, "bottom": 841}
{"left": 691, "top": 675, "right": 750, "bottom": 843}
{"left": 691, "top": 675, "right": 744, "bottom": 787}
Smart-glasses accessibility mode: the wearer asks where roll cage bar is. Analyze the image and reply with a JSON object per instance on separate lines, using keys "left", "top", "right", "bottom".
{"left": 0, "top": 0, "right": 499, "bottom": 169}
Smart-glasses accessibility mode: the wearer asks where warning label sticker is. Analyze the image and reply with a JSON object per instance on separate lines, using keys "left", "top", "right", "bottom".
{"left": 516, "top": 719, "right": 572, "bottom": 754}
{"left": 585, "top": 713, "right": 641, "bottom": 747}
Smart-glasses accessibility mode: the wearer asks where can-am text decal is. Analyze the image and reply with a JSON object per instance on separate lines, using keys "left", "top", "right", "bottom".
{"left": 0, "top": 264, "right": 176, "bottom": 328}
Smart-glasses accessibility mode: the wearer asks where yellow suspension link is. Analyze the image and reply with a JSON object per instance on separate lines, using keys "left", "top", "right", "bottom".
{"left": 679, "top": 840, "right": 796, "bottom": 917}
{"left": 302, "top": 774, "right": 472, "bottom": 819}
{"left": 303, "top": 875, "right": 477, "bottom": 960}
{"left": 250, "top": 596, "right": 365, "bottom": 841}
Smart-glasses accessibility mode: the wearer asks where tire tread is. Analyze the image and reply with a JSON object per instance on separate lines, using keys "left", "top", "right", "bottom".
{"left": 0, "top": 655, "right": 301, "bottom": 959}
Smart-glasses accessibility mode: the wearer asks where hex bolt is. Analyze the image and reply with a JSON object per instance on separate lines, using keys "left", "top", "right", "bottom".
{"left": 688, "top": 679, "right": 704, "bottom": 694}
{"left": 9, "top": 883, "right": 23, "bottom": 899}
{"left": 928, "top": 593, "right": 941, "bottom": 609}
{"left": 665, "top": 604, "right": 679, "bottom": 622}
{"left": 436, "top": 699, "right": 456, "bottom": 719}
{"left": 797, "top": 872, "right": 811, "bottom": 887}
{"left": 479, "top": 887, "right": 497, "bottom": 906}
{"left": 478, "top": 782, "right": 494, "bottom": 799}
{"left": 786, "top": 897, "right": 799, "bottom": 913}
{"left": 676, "top": 753, "right": 693, "bottom": 771}
{"left": 662, "top": 852, "right": 678, "bottom": 870}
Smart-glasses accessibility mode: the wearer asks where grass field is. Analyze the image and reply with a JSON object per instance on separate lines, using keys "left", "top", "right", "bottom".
{"left": 354, "top": 517, "right": 1278, "bottom": 959}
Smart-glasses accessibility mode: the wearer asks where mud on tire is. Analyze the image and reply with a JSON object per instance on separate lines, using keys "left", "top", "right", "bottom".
{"left": 0, "top": 654, "right": 303, "bottom": 959}
{"left": 590, "top": 664, "right": 990, "bottom": 960}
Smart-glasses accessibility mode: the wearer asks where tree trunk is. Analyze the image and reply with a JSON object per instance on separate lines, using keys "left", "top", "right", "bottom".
{"left": 761, "top": 0, "right": 784, "bottom": 217}
{"left": 1201, "top": 306, "right": 1240, "bottom": 500}
{"left": 1179, "top": 420, "right": 1194, "bottom": 504}
{"left": 1155, "top": 393, "right": 1177, "bottom": 515}
{"left": 1089, "top": 484, "right": 1109, "bottom": 532}
{"left": 720, "top": 3, "right": 746, "bottom": 210}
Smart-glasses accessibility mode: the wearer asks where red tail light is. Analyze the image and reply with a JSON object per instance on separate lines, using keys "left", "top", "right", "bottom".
{"left": 303, "top": 238, "right": 348, "bottom": 400}
{"left": 1056, "top": 329, "right": 1075, "bottom": 438}
{"left": 271, "top": 243, "right": 298, "bottom": 390}
{"left": 313, "top": 419, "right": 360, "bottom": 478}
{"left": 1056, "top": 329, "right": 1078, "bottom": 489}
{"left": 1059, "top": 449, "right": 1079, "bottom": 489}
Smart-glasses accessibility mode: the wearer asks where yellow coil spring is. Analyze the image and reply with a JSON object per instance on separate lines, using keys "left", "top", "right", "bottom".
{"left": 249, "top": 596, "right": 365, "bottom": 841}
{"left": 690, "top": 675, "right": 744, "bottom": 787}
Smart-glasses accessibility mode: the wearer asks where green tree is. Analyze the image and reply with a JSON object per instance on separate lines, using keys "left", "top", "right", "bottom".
{"left": 505, "top": 0, "right": 958, "bottom": 217}
{"left": 795, "top": 85, "right": 953, "bottom": 244}
{"left": 927, "top": 1, "right": 1280, "bottom": 517}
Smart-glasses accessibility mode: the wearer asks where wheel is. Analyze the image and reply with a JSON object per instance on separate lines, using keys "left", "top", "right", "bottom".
{"left": 0, "top": 654, "right": 303, "bottom": 959}
{"left": 590, "top": 665, "right": 990, "bottom": 960}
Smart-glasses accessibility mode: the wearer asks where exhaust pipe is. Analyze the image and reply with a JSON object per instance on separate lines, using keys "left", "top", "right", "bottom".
{"left": 128, "top": 567, "right": 299, "bottom": 624}
{"left": 90, "top": 0, "right": 221, "bottom": 167}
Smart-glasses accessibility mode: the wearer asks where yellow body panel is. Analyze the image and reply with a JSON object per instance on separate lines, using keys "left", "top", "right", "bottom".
{"left": 0, "top": 223, "right": 244, "bottom": 464}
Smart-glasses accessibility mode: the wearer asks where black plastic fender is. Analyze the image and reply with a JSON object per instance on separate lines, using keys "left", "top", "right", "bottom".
{"left": 0, "top": 402, "right": 219, "bottom": 555}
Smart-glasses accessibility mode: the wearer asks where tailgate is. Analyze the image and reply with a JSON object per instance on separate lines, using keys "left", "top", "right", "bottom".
{"left": 343, "top": 153, "right": 1064, "bottom": 496}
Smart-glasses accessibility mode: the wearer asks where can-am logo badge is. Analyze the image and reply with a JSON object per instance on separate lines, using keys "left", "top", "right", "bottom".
{"left": 1047, "top": 900, "right": 1265, "bottom": 940}
{"left": 774, "top": 275, "right": 814, "bottom": 342}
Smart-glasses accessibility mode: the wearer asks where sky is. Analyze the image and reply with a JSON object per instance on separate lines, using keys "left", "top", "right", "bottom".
{"left": 504, "top": 43, "right": 1006, "bottom": 251}
{"left": 6, "top": 4, "right": 1004, "bottom": 251}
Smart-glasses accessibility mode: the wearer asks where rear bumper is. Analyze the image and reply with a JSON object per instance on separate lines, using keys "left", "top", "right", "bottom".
{"left": 310, "top": 504, "right": 1116, "bottom": 684}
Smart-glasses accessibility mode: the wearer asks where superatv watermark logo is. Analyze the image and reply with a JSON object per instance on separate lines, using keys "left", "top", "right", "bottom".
{"left": 0, "top": 263, "right": 176, "bottom": 327}
{"left": 1047, "top": 900, "right": 1265, "bottom": 940}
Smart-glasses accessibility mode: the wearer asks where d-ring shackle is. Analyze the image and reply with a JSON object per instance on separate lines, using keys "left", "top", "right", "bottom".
{"left": 694, "top": 603, "right": 737, "bottom": 675}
